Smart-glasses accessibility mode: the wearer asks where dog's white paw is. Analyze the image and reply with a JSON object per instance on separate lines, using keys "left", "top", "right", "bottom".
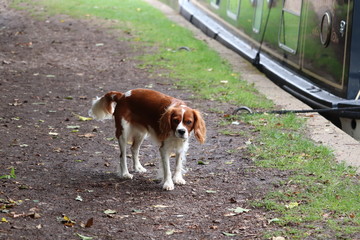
{"left": 134, "top": 164, "right": 147, "bottom": 173}
{"left": 173, "top": 175, "right": 186, "bottom": 185}
{"left": 162, "top": 180, "right": 174, "bottom": 191}
{"left": 118, "top": 172, "right": 133, "bottom": 179}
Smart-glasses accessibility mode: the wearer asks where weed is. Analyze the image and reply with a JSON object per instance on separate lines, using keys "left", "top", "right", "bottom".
{"left": 0, "top": 167, "right": 16, "bottom": 179}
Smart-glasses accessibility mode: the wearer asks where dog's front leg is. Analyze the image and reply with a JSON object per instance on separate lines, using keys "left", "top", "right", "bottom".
{"left": 159, "top": 145, "right": 174, "bottom": 191}
{"left": 117, "top": 136, "right": 133, "bottom": 179}
{"left": 173, "top": 152, "right": 186, "bottom": 185}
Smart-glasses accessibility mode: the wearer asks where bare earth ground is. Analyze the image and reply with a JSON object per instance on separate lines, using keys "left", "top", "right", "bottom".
{"left": 0, "top": 7, "right": 293, "bottom": 240}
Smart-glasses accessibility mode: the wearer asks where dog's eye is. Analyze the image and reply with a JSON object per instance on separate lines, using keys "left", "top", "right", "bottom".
{"left": 185, "top": 120, "right": 192, "bottom": 125}
{"left": 173, "top": 119, "right": 180, "bottom": 124}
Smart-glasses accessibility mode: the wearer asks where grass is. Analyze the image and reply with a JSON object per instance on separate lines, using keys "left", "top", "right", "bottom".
{"left": 11, "top": 0, "right": 360, "bottom": 239}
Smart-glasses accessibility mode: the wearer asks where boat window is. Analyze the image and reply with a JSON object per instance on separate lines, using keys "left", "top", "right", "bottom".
{"left": 278, "top": 0, "right": 302, "bottom": 54}
{"left": 211, "top": 0, "right": 221, "bottom": 9}
{"left": 227, "top": 0, "right": 241, "bottom": 20}
{"left": 253, "top": 0, "right": 264, "bottom": 33}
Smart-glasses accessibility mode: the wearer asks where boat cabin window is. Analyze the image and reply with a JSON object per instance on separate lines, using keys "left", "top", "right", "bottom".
{"left": 278, "top": 0, "right": 302, "bottom": 54}
{"left": 253, "top": 0, "right": 264, "bottom": 33}
{"left": 227, "top": 0, "right": 241, "bottom": 19}
{"left": 211, "top": 0, "right": 221, "bottom": 8}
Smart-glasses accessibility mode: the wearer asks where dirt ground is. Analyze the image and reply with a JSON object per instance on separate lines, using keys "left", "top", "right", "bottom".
{"left": 0, "top": 5, "right": 295, "bottom": 240}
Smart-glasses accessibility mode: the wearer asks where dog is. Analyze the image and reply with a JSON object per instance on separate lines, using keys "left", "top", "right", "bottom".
{"left": 89, "top": 88, "right": 206, "bottom": 190}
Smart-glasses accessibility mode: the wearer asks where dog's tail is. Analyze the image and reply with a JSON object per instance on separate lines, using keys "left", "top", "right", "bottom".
{"left": 89, "top": 91, "right": 123, "bottom": 121}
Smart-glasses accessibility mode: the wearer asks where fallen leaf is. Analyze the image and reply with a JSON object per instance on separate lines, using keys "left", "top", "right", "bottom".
{"left": 268, "top": 218, "right": 281, "bottom": 224}
{"left": 53, "top": 148, "right": 62, "bottom": 153}
{"left": 72, "top": 112, "right": 92, "bottom": 121}
{"left": 206, "top": 190, "right": 217, "bottom": 194}
{"left": 165, "top": 229, "right": 175, "bottom": 235}
{"left": 1, "top": 217, "right": 8, "bottom": 223}
{"left": 76, "top": 233, "right": 93, "bottom": 240}
{"left": 30, "top": 213, "right": 41, "bottom": 219}
{"left": 104, "top": 209, "right": 117, "bottom": 215}
{"left": 78, "top": 133, "right": 95, "bottom": 138}
{"left": 152, "top": 205, "right": 169, "bottom": 208}
{"left": 67, "top": 125, "right": 80, "bottom": 129}
{"left": 224, "top": 213, "right": 237, "bottom": 217}
{"left": 222, "top": 232, "right": 236, "bottom": 237}
{"left": 228, "top": 207, "right": 250, "bottom": 213}
{"left": 197, "top": 160, "right": 209, "bottom": 165}
{"left": 131, "top": 209, "right": 142, "bottom": 214}
{"left": 245, "top": 140, "right": 252, "bottom": 145}
{"left": 75, "top": 195, "right": 83, "bottom": 202}
{"left": 285, "top": 202, "right": 299, "bottom": 209}
{"left": 272, "top": 237, "right": 285, "bottom": 240}
{"left": 85, "top": 217, "right": 94, "bottom": 228}
{"left": 61, "top": 215, "right": 76, "bottom": 227}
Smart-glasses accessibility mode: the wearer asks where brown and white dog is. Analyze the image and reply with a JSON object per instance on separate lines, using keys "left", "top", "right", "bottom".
{"left": 89, "top": 88, "right": 206, "bottom": 190}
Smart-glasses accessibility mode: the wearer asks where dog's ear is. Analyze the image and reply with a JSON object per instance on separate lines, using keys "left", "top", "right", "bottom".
{"left": 159, "top": 107, "right": 173, "bottom": 141}
{"left": 192, "top": 109, "right": 206, "bottom": 144}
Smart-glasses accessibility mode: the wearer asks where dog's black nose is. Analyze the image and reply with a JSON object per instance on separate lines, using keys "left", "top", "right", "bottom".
{"left": 177, "top": 129, "right": 186, "bottom": 135}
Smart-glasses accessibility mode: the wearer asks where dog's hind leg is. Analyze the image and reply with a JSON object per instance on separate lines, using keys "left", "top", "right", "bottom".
{"left": 117, "top": 135, "right": 133, "bottom": 179}
{"left": 131, "top": 133, "right": 147, "bottom": 173}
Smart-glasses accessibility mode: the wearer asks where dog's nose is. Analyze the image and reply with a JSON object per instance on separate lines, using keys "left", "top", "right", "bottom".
{"left": 177, "top": 129, "right": 186, "bottom": 135}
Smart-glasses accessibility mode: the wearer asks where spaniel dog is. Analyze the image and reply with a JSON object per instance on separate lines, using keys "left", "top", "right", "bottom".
{"left": 89, "top": 88, "right": 206, "bottom": 190}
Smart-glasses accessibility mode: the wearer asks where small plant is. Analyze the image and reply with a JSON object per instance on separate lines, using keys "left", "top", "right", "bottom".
{"left": 0, "top": 167, "right": 16, "bottom": 179}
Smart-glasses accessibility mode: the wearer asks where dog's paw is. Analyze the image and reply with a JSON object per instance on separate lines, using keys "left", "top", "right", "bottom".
{"left": 118, "top": 172, "right": 133, "bottom": 179}
{"left": 134, "top": 164, "right": 147, "bottom": 173}
{"left": 162, "top": 180, "right": 174, "bottom": 191}
{"left": 173, "top": 175, "right": 186, "bottom": 185}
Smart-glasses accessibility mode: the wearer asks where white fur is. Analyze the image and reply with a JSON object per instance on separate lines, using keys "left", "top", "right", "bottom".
{"left": 124, "top": 90, "right": 132, "bottom": 97}
{"left": 159, "top": 136, "right": 189, "bottom": 190}
{"left": 88, "top": 96, "right": 115, "bottom": 120}
{"left": 117, "top": 119, "right": 148, "bottom": 179}
{"left": 175, "top": 108, "right": 189, "bottom": 139}
{"left": 116, "top": 118, "right": 189, "bottom": 191}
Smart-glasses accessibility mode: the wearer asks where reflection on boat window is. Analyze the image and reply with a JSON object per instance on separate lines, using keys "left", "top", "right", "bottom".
{"left": 253, "top": 0, "right": 264, "bottom": 33}
{"left": 211, "top": 0, "right": 221, "bottom": 8}
{"left": 278, "top": 0, "right": 302, "bottom": 54}
{"left": 227, "top": 0, "right": 241, "bottom": 20}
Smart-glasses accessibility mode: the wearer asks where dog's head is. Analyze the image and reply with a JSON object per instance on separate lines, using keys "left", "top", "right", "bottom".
{"left": 159, "top": 105, "right": 206, "bottom": 143}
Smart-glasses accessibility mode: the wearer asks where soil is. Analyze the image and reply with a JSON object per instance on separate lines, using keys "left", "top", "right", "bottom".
{"left": 0, "top": 5, "right": 290, "bottom": 240}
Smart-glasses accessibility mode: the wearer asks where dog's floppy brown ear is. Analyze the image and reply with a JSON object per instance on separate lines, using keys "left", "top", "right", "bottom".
{"left": 159, "top": 107, "right": 173, "bottom": 141}
{"left": 193, "top": 109, "right": 206, "bottom": 144}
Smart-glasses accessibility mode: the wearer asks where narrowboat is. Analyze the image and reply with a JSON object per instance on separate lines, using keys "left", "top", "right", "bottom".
{"left": 162, "top": 0, "right": 360, "bottom": 139}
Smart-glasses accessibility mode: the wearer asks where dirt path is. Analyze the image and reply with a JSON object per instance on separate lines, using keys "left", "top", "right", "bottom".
{"left": 0, "top": 7, "right": 290, "bottom": 240}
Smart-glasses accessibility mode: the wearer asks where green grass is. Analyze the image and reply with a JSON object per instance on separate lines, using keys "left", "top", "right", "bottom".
{"left": 245, "top": 113, "right": 360, "bottom": 239}
{"left": 12, "top": 0, "right": 271, "bottom": 109}
{"left": 11, "top": 0, "right": 360, "bottom": 239}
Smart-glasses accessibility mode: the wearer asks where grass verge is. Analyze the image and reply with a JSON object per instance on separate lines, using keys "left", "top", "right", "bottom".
{"left": 11, "top": 0, "right": 360, "bottom": 239}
